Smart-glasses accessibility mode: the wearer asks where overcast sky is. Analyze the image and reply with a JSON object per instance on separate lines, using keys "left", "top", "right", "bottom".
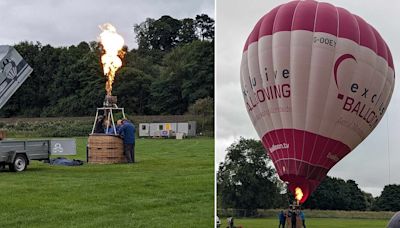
{"left": 0, "top": 0, "right": 214, "bottom": 50}
{"left": 216, "top": 0, "right": 400, "bottom": 197}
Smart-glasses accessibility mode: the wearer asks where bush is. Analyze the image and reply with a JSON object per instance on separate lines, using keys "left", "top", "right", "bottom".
{"left": 3, "top": 119, "right": 93, "bottom": 137}
{"left": 0, "top": 115, "right": 213, "bottom": 137}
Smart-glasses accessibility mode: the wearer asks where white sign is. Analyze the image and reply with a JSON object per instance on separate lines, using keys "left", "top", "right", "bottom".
{"left": 50, "top": 139, "right": 76, "bottom": 155}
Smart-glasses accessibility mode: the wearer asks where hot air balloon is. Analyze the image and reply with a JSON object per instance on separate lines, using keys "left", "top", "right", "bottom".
{"left": 240, "top": 0, "right": 395, "bottom": 203}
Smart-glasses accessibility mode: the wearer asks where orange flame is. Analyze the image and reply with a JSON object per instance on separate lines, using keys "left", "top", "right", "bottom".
{"left": 295, "top": 187, "right": 303, "bottom": 203}
{"left": 99, "top": 23, "right": 124, "bottom": 95}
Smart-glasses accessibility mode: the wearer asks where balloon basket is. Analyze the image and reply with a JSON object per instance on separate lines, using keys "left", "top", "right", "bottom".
{"left": 87, "top": 134, "right": 127, "bottom": 164}
{"left": 87, "top": 99, "right": 128, "bottom": 164}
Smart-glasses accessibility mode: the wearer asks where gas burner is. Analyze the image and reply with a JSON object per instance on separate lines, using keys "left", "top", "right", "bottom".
{"left": 103, "top": 95, "right": 118, "bottom": 108}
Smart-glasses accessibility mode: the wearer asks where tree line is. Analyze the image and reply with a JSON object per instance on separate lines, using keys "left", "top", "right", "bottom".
{"left": 0, "top": 14, "right": 214, "bottom": 118}
{"left": 217, "top": 138, "right": 400, "bottom": 213}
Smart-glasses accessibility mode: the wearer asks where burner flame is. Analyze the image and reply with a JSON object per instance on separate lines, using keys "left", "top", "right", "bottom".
{"left": 99, "top": 23, "right": 124, "bottom": 95}
{"left": 295, "top": 187, "right": 303, "bottom": 203}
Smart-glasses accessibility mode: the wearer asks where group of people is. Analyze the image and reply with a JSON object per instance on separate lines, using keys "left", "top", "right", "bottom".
{"left": 279, "top": 208, "right": 306, "bottom": 228}
{"left": 94, "top": 116, "right": 136, "bottom": 163}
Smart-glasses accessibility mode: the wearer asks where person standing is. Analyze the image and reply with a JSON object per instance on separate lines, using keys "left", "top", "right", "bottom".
{"left": 278, "top": 210, "right": 286, "bottom": 228}
{"left": 290, "top": 209, "right": 297, "bottom": 228}
{"left": 117, "top": 119, "right": 135, "bottom": 163}
{"left": 299, "top": 210, "right": 306, "bottom": 228}
{"left": 286, "top": 208, "right": 291, "bottom": 228}
{"left": 104, "top": 120, "right": 118, "bottom": 135}
{"left": 227, "top": 217, "right": 234, "bottom": 228}
{"left": 94, "top": 115, "right": 105, "bottom": 133}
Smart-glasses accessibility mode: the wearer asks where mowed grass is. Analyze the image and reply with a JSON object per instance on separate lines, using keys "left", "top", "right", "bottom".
{"left": 220, "top": 217, "right": 388, "bottom": 228}
{"left": 0, "top": 137, "right": 214, "bottom": 227}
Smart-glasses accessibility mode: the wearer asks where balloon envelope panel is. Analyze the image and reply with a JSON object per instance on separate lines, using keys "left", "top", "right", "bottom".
{"left": 240, "top": 0, "right": 395, "bottom": 203}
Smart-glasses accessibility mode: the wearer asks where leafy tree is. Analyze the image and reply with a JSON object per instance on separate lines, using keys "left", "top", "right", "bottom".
{"left": 303, "top": 177, "right": 367, "bottom": 210}
{"left": 346, "top": 179, "right": 367, "bottom": 210}
{"left": 363, "top": 191, "right": 375, "bottom": 211}
{"left": 188, "top": 97, "right": 214, "bottom": 134}
{"left": 372, "top": 185, "right": 400, "bottom": 211}
{"left": 149, "top": 77, "right": 185, "bottom": 114}
{"left": 134, "top": 18, "right": 155, "bottom": 51}
{"left": 160, "top": 41, "right": 213, "bottom": 104}
{"left": 179, "top": 18, "right": 197, "bottom": 44}
{"left": 124, "top": 49, "right": 160, "bottom": 77}
{"left": 113, "top": 67, "right": 152, "bottom": 115}
{"left": 134, "top": 14, "right": 213, "bottom": 51}
{"left": 151, "top": 15, "right": 181, "bottom": 51}
{"left": 195, "top": 14, "right": 215, "bottom": 41}
{"left": 148, "top": 40, "right": 213, "bottom": 114}
{"left": 217, "top": 138, "right": 284, "bottom": 213}
{"left": 134, "top": 15, "right": 181, "bottom": 52}
{"left": 0, "top": 14, "right": 214, "bottom": 118}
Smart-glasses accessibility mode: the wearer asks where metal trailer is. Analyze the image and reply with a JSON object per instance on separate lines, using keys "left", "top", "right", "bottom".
{"left": 139, "top": 121, "right": 197, "bottom": 137}
{"left": 0, "top": 138, "right": 76, "bottom": 172}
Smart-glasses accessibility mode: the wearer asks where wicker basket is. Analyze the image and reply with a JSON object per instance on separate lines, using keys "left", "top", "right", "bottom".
{"left": 87, "top": 134, "right": 127, "bottom": 164}
{"left": 0, "top": 130, "right": 6, "bottom": 140}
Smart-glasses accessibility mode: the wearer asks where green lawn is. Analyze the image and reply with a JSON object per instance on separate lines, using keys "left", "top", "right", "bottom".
{"left": 220, "top": 217, "right": 388, "bottom": 228}
{"left": 0, "top": 137, "right": 214, "bottom": 227}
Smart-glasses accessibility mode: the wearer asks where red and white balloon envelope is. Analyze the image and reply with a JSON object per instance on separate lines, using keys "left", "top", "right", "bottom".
{"left": 240, "top": 0, "right": 395, "bottom": 203}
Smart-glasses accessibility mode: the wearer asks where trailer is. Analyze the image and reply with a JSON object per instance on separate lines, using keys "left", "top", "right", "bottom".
{"left": 139, "top": 121, "right": 196, "bottom": 137}
{"left": 0, "top": 138, "right": 76, "bottom": 172}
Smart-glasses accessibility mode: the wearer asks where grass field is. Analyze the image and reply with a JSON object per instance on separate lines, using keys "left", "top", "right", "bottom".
{"left": 220, "top": 217, "right": 389, "bottom": 228}
{"left": 218, "top": 208, "right": 395, "bottom": 220}
{"left": 0, "top": 137, "right": 214, "bottom": 227}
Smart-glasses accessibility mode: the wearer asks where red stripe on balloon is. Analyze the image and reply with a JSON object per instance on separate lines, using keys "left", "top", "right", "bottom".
{"left": 272, "top": 1, "right": 300, "bottom": 33}
{"left": 314, "top": 2, "right": 338, "bottom": 36}
{"left": 242, "top": 0, "right": 394, "bottom": 72}
{"left": 291, "top": 0, "right": 318, "bottom": 31}
{"left": 262, "top": 128, "right": 351, "bottom": 202}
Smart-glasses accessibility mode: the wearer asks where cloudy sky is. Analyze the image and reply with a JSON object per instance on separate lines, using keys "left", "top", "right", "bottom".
{"left": 0, "top": 0, "right": 214, "bottom": 49}
{"left": 216, "top": 0, "right": 400, "bottom": 197}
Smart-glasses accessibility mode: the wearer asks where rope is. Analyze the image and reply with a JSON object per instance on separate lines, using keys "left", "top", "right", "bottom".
{"left": 387, "top": 110, "right": 391, "bottom": 185}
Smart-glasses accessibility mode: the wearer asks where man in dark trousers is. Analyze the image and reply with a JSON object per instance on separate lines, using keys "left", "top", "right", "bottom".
{"left": 278, "top": 210, "right": 286, "bottom": 228}
{"left": 117, "top": 119, "right": 135, "bottom": 163}
{"left": 290, "top": 209, "right": 297, "bottom": 228}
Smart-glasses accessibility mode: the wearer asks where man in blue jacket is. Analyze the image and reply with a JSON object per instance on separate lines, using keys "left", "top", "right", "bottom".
{"left": 278, "top": 210, "right": 286, "bottom": 228}
{"left": 299, "top": 210, "right": 306, "bottom": 228}
{"left": 117, "top": 119, "right": 136, "bottom": 163}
